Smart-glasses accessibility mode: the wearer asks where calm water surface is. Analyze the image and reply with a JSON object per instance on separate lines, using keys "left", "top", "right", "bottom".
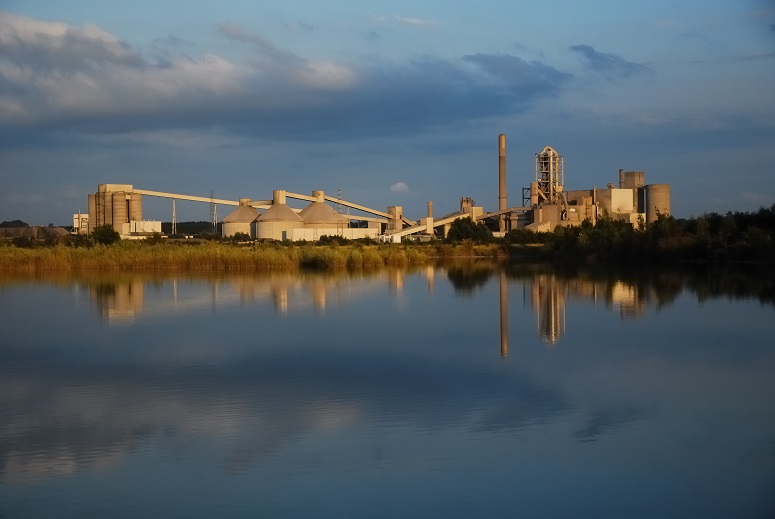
{"left": 1, "top": 264, "right": 774, "bottom": 518}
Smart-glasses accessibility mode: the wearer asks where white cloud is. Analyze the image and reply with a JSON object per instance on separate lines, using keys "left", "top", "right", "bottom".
{"left": 371, "top": 15, "right": 439, "bottom": 27}
{"left": 0, "top": 15, "right": 358, "bottom": 128}
{"left": 390, "top": 182, "right": 409, "bottom": 194}
{"left": 393, "top": 16, "right": 439, "bottom": 27}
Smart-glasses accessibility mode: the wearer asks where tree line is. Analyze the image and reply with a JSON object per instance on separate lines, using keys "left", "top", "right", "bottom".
{"left": 501, "top": 205, "right": 775, "bottom": 264}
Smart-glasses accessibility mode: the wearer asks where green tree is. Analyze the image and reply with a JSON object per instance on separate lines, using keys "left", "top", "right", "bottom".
{"left": 92, "top": 225, "right": 120, "bottom": 245}
{"left": 446, "top": 218, "right": 493, "bottom": 243}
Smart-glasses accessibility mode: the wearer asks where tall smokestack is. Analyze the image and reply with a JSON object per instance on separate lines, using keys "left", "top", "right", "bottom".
{"left": 498, "top": 134, "right": 507, "bottom": 232}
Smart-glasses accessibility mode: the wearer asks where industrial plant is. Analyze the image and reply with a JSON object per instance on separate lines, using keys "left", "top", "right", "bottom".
{"left": 79, "top": 135, "right": 670, "bottom": 240}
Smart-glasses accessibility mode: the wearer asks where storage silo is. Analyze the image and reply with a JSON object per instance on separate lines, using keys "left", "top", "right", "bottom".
{"left": 87, "top": 193, "right": 97, "bottom": 233}
{"left": 222, "top": 198, "right": 260, "bottom": 238}
{"left": 299, "top": 191, "right": 344, "bottom": 227}
{"left": 642, "top": 184, "right": 671, "bottom": 224}
{"left": 103, "top": 190, "right": 114, "bottom": 227}
{"left": 256, "top": 190, "right": 303, "bottom": 240}
{"left": 113, "top": 192, "right": 129, "bottom": 233}
{"left": 129, "top": 193, "right": 143, "bottom": 222}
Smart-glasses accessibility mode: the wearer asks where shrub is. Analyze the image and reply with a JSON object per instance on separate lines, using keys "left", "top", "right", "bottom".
{"left": 92, "top": 225, "right": 120, "bottom": 245}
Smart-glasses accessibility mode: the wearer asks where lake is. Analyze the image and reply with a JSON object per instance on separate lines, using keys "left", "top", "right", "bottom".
{"left": 1, "top": 264, "right": 774, "bottom": 518}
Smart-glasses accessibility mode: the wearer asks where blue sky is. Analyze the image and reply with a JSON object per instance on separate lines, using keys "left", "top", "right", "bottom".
{"left": 1, "top": 0, "right": 774, "bottom": 225}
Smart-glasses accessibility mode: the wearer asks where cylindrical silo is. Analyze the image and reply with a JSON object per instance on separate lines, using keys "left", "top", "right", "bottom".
{"left": 112, "top": 192, "right": 128, "bottom": 226}
{"left": 256, "top": 193, "right": 303, "bottom": 240}
{"left": 88, "top": 193, "right": 97, "bottom": 234}
{"left": 103, "top": 191, "right": 114, "bottom": 227}
{"left": 129, "top": 193, "right": 142, "bottom": 222}
{"left": 644, "top": 184, "right": 671, "bottom": 224}
{"left": 222, "top": 199, "right": 260, "bottom": 238}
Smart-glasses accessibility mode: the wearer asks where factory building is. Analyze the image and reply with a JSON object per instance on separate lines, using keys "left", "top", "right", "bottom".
{"left": 83, "top": 134, "right": 669, "bottom": 241}
{"left": 86, "top": 185, "right": 381, "bottom": 240}
{"left": 523, "top": 146, "right": 670, "bottom": 233}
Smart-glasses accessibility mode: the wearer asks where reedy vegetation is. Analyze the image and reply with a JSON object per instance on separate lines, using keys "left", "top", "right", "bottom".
{"left": 0, "top": 241, "right": 503, "bottom": 271}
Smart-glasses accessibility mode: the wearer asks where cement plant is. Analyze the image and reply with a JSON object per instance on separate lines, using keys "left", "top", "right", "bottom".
{"left": 75, "top": 135, "right": 670, "bottom": 241}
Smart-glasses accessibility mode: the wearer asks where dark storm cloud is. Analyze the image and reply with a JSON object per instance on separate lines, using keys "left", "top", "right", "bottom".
{"left": 0, "top": 13, "right": 572, "bottom": 143}
{"left": 569, "top": 44, "right": 652, "bottom": 78}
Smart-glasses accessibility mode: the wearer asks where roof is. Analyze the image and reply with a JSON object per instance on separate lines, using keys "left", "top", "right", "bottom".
{"left": 299, "top": 201, "right": 343, "bottom": 224}
{"left": 222, "top": 205, "right": 260, "bottom": 223}
{"left": 256, "top": 203, "right": 303, "bottom": 222}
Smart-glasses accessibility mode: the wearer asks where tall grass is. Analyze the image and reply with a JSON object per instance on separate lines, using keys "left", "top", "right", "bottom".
{"left": 0, "top": 241, "right": 502, "bottom": 271}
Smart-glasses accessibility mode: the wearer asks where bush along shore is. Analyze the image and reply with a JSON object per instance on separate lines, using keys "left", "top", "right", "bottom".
{"left": 2, "top": 206, "right": 775, "bottom": 270}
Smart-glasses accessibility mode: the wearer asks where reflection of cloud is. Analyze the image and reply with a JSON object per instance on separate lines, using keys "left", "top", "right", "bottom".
{"left": 0, "top": 343, "right": 568, "bottom": 485}
{"left": 573, "top": 405, "right": 648, "bottom": 443}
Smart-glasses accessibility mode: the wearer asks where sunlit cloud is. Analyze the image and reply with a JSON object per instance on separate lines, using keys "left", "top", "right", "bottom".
{"left": 393, "top": 16, "right": 439, "bottom": 27}
{"left": 390, "top": 182, "right": 409, "bottom": 194}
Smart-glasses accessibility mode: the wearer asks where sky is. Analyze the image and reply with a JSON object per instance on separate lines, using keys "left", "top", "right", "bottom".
{"left": 1, "top": 0, "right": 774, "bottom": 225}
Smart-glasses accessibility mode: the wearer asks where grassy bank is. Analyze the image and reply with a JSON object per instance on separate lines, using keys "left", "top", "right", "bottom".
{"left": 0, "top": 241, "right": 506, "bottom": 271}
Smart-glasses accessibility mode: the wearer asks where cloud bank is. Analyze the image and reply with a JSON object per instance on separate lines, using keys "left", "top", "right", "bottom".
{"left": 0, "top": 12, "right": 570, "bottom": 142}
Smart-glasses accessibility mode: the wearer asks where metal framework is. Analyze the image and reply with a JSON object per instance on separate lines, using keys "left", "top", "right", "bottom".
{"left": 535, "top": 146, "right": 564, "bottom": 203}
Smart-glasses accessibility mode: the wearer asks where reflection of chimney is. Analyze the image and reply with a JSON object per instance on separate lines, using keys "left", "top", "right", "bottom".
{"left": 426, "top": 265, "right": 435, "bottom": 292}
{"left": 498, "top": 134, "right": 507, "bottom": 232}
{"left": 272, "top": 285, "right": 288, "bottom": 314}
{"left": 387, "top": 269, "right": 404, "bottom": 292}
{"left": 312, "top": 282, "right": 327, "bottom": 312}
{"left": 500, "top": 270, "right": 508, "bottom": 357}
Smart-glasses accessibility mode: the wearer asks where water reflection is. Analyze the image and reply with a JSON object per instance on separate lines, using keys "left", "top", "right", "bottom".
{"left": 1, "top": 265, "right": 774, "bottom": 517}
{"left": 532, "top": 273, "right": 566, "bottom": 345}
{"left": 61, "top": 263, "right": 775, "bottom": 346}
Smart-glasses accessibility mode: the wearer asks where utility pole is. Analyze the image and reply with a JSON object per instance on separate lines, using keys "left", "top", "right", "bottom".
{"left": 210, "top": 190, "right": 217, "bottom": 233}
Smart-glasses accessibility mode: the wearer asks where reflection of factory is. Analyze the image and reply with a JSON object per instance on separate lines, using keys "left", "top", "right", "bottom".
{"left": 527, "top": 274, "right": 649, "bottom": 346}
{"left": 85, "top": 270, "right": 417, "bottom": 325}
{"left": 531, "top": 274, "right": 567, "bottom": 346}
{"left": 86, "top": 267, "right": 653, "bottom": 352}
{"left": 83, "top": 134, "right": 669, "bottom": 240}
{"left": 90, "top": 278, "right": 144, "bottom": 325}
